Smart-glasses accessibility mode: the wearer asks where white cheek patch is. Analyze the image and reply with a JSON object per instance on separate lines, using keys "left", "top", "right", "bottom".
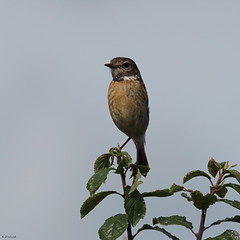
{"left": 123, "top": 75, "right": 139, "bottom": 81}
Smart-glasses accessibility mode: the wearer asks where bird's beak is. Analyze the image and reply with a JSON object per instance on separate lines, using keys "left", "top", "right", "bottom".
{"left": 104, "top": 63, "right": 113, "bottom": 68}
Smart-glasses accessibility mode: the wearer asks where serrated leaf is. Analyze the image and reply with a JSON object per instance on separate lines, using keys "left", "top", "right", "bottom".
{"left": 137, "top": 224, "right": 180, "bottom": 240}
{"left": 114, "top": 158, "right": 126, "bottom": 174}
{"left": 181, "top": 193, "right": 192, "bottom": 201}
{"left": 215, "top": 186, "right": 228, "bottom": 198}
{"left": 206, "top": 215, "right": 240, "bottom": 229}
{"left": 80, "top": 191, "right": 116, "bottom": 218}
{"left": 142, "top": 189, "right": 173, "bottom": 197}
{"left": 191, "top": 191, "right": 217, "bottom": 209}
{"left": 98, "top": 214, "right": 128, "bottom": 240}
{"left": 183, "top": 170, "right": 211, "bottom": 184}
{"left": 129, "top": 169, "right": 142, "bottom": 194}
{"left": 87, "top": 168, "right": 112, "bottom": 195}
{"left": 125, "top": 189, "right": 146, "bottom": 227}
{"left": 208, "top": 158, "right": 220, "bottom": 177}
{"left": 153, "top": 215, "right": 193, "bottom": 230}
{"left": 217, "top": 199, "right": 240, "bottom": 210}
{"left": 204, "top": 229, "right": 240, "bottom": 240}
{"left": 121, "top": 151, "right": 133, "bottom": 163}
{"left": 224, "top": 183, "right": 240, "bottom": 194}
{"left": 109, "top": 147, "right": 121, "bottom": 157}
{"left": 224, "top": 170, "right": 240, "bottom": 183}
{"left": 115, "top": 151, "right": 132, "bottom": 174}
{"left": 94, "top": 154, "right": 111, "bottom": 173}
{"left": 142, "top": 184, "right": 184, "bottom": 198}
{"left": 169, "top": 184, "right": 184, "bottom": 193}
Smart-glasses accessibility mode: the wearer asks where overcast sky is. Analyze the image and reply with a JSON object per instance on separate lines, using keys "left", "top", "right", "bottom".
{"left": 1, "top": 1, "right": 240, "bottom": 240}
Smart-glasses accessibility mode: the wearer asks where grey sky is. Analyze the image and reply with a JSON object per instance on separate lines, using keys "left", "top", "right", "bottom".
{"left": 0, "top": 1, "right": 240, "bottom": 239}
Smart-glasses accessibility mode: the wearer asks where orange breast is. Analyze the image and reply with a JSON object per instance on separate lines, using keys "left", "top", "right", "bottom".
{"left": 108, "top": 79, "right": 149, "bottom": 138}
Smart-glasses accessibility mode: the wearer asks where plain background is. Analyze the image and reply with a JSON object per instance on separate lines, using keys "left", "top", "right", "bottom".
{"left": 0, "top": 1, "right": 240, "bottom": 239}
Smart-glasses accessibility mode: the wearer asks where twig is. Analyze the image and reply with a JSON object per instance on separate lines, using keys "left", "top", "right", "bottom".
{"left": 195, "top": 209, "right": 207, "bottom": 240}
{"left": 116, "top": 139, "right": 134, "bottom": 240}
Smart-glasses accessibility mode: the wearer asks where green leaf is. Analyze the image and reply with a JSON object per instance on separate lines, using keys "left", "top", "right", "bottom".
{"left": 204, "top": 229, "right": 240, "bottom": 240}
{"left": 207, "top": 215, "right": 240, "bottom": 229}
{"left": 115, "top": 151, "right": 132, "bottom": 174}
{"left": 109, "top": 148, "right": 132, "bottom": 160}
{"left": 153, "top": 215, "right": 193, "bottom": 230}
{"left": 224, "top": 170, "right": 240, "bottom": 183}
{"left": 191, "top": 191, "right": 217, "bottom": 209}
{"left": 137, "top": 224, "right": 180, "bottom": 240}
{"left": 121, "top": 151, "right": 133, "bottom": 163}
{"left": 109, "top": 147, "right": 121, "bottom": 157}
{"left": 218, "top": 161, "right": 228, "bottom": 169}
{"left": 224, "top": 183, "right": 240, "bottom": 194}
{"left": 80, "top": 191, "right": 117, "bottom": 219}
{"left": 87, "top": 168, "right": 112, "bottom": 195}
{"left": 142, "top": 189, "right": 173, "bottom": 197}
{"left": 125, "top": 189, "right": 146, "bottom": 227}
{"left": 129, "top": 169, "right": 142, "bottom": 194}
{"left": 98, "top": 214, "right": 128, "bottom": 240}
{"left": 230, "top": 164, "right": 238, "bottom": 168}
{"left": 170, "top": 184, "right": 185, "bottom": 193}
{"left": 223, "top": 161, "right": 230, "bottom": 170}
{"left": 217, "top": 199, "right": 240, "bottom": 210}
{"left": 181, "top": 193, "right": 192, "bottom": 201}
{"left": 208, "top": 158, "right": 220, "bottom": 177}
{"left": 142, "top": 184, "right": 184, "bottom": 198}
{"left": 183, "top": 170, "right": 211, "bottom": 184}
{"left": 215, "top": 186, "right": 228, "bottom": 198}
{"left": 94, "top": 154, "right": 111, "bottom": 173}
{"left": 114, "top": 159, "right": 126, "bottom": 174}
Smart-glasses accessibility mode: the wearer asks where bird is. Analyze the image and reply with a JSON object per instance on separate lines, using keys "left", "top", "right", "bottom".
{"left": 105, "top": 57, "right": 149, "bottom": 167}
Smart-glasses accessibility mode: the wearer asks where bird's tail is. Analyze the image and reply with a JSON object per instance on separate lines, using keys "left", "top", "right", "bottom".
{"left": 134, "top": 138, "right": 149, "bottom": 167}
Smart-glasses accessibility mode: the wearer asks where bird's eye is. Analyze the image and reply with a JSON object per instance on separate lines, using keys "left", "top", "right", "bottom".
{"left": 123, "top": 62, "right": 130, "bottom": 68}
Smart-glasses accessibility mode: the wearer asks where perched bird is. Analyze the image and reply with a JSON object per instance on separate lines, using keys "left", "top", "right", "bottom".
{"left": 105, "top": 57, "right": 149, "bottom": 167}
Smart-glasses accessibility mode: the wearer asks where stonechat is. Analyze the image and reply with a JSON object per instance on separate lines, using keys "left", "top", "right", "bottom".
{"left": 105, "top": 57, "right": 149, "bottom": 167}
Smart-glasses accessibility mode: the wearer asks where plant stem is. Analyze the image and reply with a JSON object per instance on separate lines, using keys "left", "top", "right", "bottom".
{"left": 116, "top": 148, "right": 134, "bottom": 240}
{"left": 196, "top": 169, "right": 224, "bottom": 239}
{"left": 127, "top": 223, "right": 134, "bottom": 240}
{"left": 210, "top": 170, "right": 224, "bottom": 194}
{"left": 196, "top": 209, "right": 207, "bottom": 240}
{"left": 120, "top": 168, "right": 134, "bottom": 240}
